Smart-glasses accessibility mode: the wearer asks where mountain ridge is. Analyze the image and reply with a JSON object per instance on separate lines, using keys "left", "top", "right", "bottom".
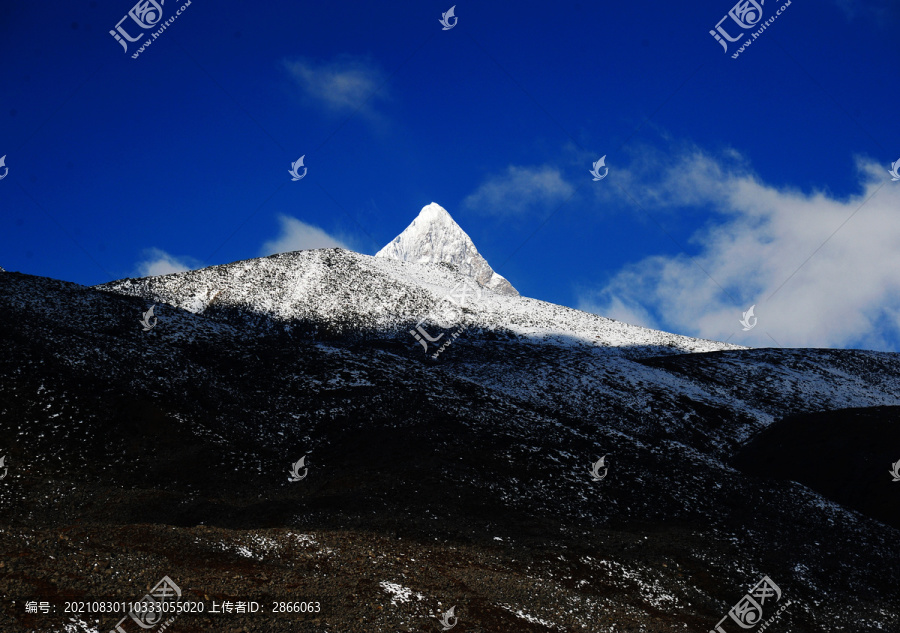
{"left": 96, "top": 247, "right": 741, "bottom": 357}
{"left": 1, "top": 267, "right": 899, "bottom": 632}
{"left": 91, "top": 250, "right": 900, "bottom": 461}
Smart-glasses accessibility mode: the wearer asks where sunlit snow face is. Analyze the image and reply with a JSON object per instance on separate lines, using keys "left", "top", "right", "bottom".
{"left": 433, "top": 301, "right": 464, "bottom": 329}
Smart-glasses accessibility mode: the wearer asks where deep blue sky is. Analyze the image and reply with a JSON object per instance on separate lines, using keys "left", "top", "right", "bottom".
{"left": 2, "top": 0, "right": 899, "bottom": 350}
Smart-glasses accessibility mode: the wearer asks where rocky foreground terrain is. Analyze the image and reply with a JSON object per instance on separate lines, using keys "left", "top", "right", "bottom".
{"left": 1, "top": 236, "right": 899, "bottom": 632}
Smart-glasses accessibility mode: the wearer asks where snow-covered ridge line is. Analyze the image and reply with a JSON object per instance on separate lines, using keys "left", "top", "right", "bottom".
{"left": 96, "top": 247, "right": 742, "bottom": 355}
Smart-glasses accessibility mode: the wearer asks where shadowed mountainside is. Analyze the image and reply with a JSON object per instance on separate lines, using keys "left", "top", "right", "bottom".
{"left": 1, "top": 263, "right": 899, "bottom": 632}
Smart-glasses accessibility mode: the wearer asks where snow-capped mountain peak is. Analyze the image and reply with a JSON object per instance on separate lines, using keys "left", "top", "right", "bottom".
{"left": 376, "top": 202, "right": 519, "bottom": 296}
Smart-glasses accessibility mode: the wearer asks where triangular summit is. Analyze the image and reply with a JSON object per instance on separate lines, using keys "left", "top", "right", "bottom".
{"left": 376, "top": 203, "right": 519, "bottom": 296}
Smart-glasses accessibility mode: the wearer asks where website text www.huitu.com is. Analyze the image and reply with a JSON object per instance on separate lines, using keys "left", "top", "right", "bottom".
{"left": 131, "top": 0, "right": 192, "bottom": 59}
{"left": 731, "top": 0, "right": 792, "bottom": 59}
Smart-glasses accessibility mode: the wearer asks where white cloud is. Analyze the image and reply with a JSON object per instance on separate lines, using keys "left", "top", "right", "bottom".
{"left": 283, "top": 55, "right": 388, "bottom": 117}
{"left": 136, "top": 248, "right": 199, "bottom": 277}
{"left": 463, "top": 165, "right": 575, "bottom": 215}
{"left": 260, "top": 215, "right": 352, "bottom": 256}
{"left": 579, "top": 151, "right": 900, "bottom": 351}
